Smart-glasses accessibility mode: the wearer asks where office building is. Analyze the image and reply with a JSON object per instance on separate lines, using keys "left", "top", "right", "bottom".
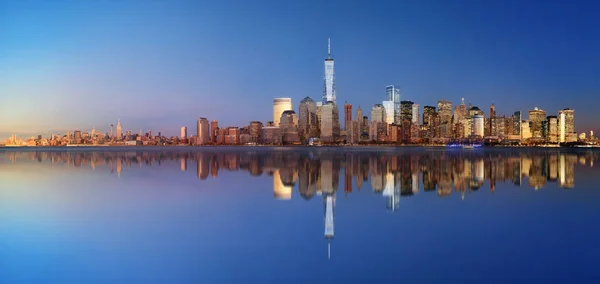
{"left": 320, "top": 101, "right": 340, "bottom": 143}
{"left": 386, "top": 85, "right": 401, "bottom": 123}
{"left": 322, "top": 38, "right": 336, "bottom": 104}
{"left": 400, "top": 101, "right": 414, "bottom": 123}
{"left": 559, "top": 108, "right": 576, "bottom": 143}
{"left": 116, "top": 119, "right": 122, "bottom": 139}
{"left": 412, "top": 104, "right": 420, "bottom": 125}
{"left": 299, "top": 96, "right": 318, "bottom": 141}
{"left": 211, "top": 120, "right": 219, "bottom": 142}
{"left": 197, "top": 117, "right": 210, "bottom": 145}
{"left": 472, "top": 114, "right": 484, "bottom": 137}
{"left": 547, "top": 116, "right": 558, "bottom": 143}
{"left": 371, "top": 104, "right": 386, "bottom": 123}
{"left": 382, "top": 101, "right": 394, "bottom": 125}
{"left": 344, "top": 102, "right": 352, "bottom": 130}
{"left": 513, "top": 111, "right": 522, "bottom": 136}
{"left": 249, "top": 121, "right": 263, "bottom": 143}
{"left": 528, "top": 107, "right": 546, "bottom": 138}
{"left": 180, "top": 127, "right": 187, "bottom": 139}
{"left": 273, "top": 98, "right": 293, "bottom": 127}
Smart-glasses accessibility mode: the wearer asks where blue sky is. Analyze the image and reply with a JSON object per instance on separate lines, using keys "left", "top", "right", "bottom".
{"left": 1, "top": 0, "right": 599, "bottom": 138}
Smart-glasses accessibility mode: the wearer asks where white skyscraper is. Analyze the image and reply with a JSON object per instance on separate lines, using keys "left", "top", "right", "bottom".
{"left": 322, "top": 38, "right": 336, "bottom": 104}
{"left": 382, "top": 101, "right": 395, "bottom": 125}
{"left": 386, "top": 85, "right": 401, "bottom": 123}
{"left": 273, "top": 98, "right": 293, "bottom": 127}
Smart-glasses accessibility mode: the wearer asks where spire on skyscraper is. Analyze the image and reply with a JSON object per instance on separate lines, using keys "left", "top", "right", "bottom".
{"left": 327, "top": 37, "right": 331, "bottom": 59}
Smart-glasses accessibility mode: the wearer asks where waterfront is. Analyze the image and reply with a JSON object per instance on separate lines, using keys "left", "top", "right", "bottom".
{"left": 1, "top": 147, "right": 599, "bottom": 282}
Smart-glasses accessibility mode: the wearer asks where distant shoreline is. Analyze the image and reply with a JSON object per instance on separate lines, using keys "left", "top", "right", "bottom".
{"left": 1, "top": 144, "right": 598, "bottom": 150}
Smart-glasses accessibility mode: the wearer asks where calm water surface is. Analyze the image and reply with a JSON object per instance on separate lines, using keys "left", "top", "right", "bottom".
{"left": 1, "top": 147, "right": 599, "bottom": 283}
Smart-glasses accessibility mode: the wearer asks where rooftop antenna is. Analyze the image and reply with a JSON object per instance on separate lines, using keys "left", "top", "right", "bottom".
{"left": 328, "top": 38, "right": 331, "bottom": 59}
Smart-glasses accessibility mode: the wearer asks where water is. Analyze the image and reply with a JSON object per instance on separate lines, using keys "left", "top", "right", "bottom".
{"left": 1, "top": 147, "right": 599, "bottom": 283}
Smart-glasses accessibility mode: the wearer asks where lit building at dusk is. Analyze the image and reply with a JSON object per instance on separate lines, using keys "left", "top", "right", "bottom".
{"left": 322, "top": 38, "right": 336, "bottom": 104}
{"left": 273, "top": 98, "right": 293, "bottom": 127}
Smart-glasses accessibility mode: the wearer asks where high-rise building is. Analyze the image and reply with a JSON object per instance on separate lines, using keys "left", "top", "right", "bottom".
{"left": 423, "top": 106, "right": 436, "bottom": 127}
{"left": 249, "top": 121, "right": 263, "bottom": 143}
{"left": 400, "top": 101, "right": 414, "bottom": 123}
{"left": 280, "top": 110, "right": 300, "bottom": 144}
{"left": 437, "top": 100, "right": 453, "bottom": 138}
{"left": 273, "top": 98, "right": 293, "bottom": 127}
{"left": 116, "top": 119, "right": 122, "bottom": 139}
{"left": 513, "top": 111, "right": 522, "bottom": 136}
{"left": 299, "top": 97, "right": 317, "bottom": 139}
{"left": 559, "top": 108, "right": 575, "bottom": 143}
{"left": 386, "top": 85, "right": 401, "bottom": 123}
{"left": 210, "top": 120, "right": 219, "bottom": 142}
{"left": 371, "top": 104, "right": 386, "bottom": 123}
{"left": 344, "top": 102, "right": 352, "bottom": 130}
{"left": 472, "top": 114, "right": 484, "bottom": 137}
{"left": 180, "top": 127, "right": 187, "bottom": 139}
{"left": 489, "top": 104, "right": 496, "bottom": 136}
{"left": 197, "top": 117, "right": 210, "bottom": 145}
{"left": 412, "top": 104, "right": 420, "bottom": 125}
{"left": 74, "top": 130, "right": 82, "bottom": 141}
{"left": 320, "top": 101, "right": 340, "bottom": 143}
{"left": 299, "top": 96, "right": 318, "bottom": 141}
{"left": 547, "top": 116, "right": 558, "bottom": 143}
{"left": 437, "top": 100, "right": 453, "bottom": 124}
{"left": 322, "top": 38, "right": 336, "bottom": 104}
{"left": 528, "top": 107, "right": 546, "bottom": 138}
{"left": 356, "top": 106, "right": 364, "bottom": 134}
{"left": 382, "top": 101, "right": 394, "bottom": 125}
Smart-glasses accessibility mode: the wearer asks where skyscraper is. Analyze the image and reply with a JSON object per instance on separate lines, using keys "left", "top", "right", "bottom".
{"left": 299, "top": 96, "right": 318, "bottom": 141}
{"left": 437, "top": 100, "right": 453, "bottom": 124}
{"left": 273, "top": 98, "right": 293, "bottom": 127}
{"left": 547, "top": 116, "right": 558, "bottom": 143}
{"left": 528, "top": 107, "right": 546, "bottom": 138}
{"left": 559, "top": 108, "right": 575, "bottom": 142}
{"left": 211, "top": 120, "right": 219, "bottom": 142}
{"left": 386, "top": 85, "right": 401, "bottom": 123}
{"left": 197, "top": 118, "right": 210, "bottom": 145}
{"left": 490, "top": 104, "right": 496, "bottom": 136}
{"left": 344, "top": 102, "right": 352, "bottom": 130}
{"left": 400, "top": 101, "right": 414, "bottom": 123}
{"left": 382, "top": 101, "right": 395, "bottom": 125}
{"left": 513, "top": 111, "right": 522, "bottom": 136}
{"left": 180, "top": 127, "right": 187, "bottom": 139}
{"left": 412, "top": 104, "right": 420, "bottom": 125}
{"left": 423, "top": 106, "right": 436, "bottom": 127}
{"left": 320, "top": 101, "right": 340, "bottom": 143}
{"left": 322, "top": 38, "right": 336, "bottom": 104}
{"left": 116, "top": 119, "right": 122, "bottom": 139}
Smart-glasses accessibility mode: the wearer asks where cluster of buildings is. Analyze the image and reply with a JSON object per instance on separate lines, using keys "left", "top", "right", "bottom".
{"left": 2, "top": 39, "right": 597, "bottom": 147}
{"left": 187, "top": 39, "right": 594, "bottom": 146}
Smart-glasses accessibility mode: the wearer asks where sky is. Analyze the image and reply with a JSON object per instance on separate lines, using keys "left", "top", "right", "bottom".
{"left": 1, "top": 0, "right": 600, "bottom": 138}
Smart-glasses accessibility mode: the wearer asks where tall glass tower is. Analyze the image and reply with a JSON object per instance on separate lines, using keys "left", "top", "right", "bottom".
{"left": 386, "top": 85, "right": 401, "bottom": 123}
{"left": 322, "top": 38, "right": 336, "bottom": 104}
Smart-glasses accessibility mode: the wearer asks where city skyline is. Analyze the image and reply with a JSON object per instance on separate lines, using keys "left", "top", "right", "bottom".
{"left": 2, "top": 0, "right": 600, "bottom": 138}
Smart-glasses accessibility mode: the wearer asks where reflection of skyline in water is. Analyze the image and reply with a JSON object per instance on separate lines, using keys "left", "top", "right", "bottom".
{"left": 2, "top": 148, "right": 598, "bottom": 260}
{"left": 3, "top": 150, "right": 595, "bottom": 198}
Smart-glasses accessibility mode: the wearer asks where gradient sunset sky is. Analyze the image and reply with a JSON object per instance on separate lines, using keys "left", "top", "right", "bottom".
{"left": 1, "top": 0, "right": 599, "bottom": 138}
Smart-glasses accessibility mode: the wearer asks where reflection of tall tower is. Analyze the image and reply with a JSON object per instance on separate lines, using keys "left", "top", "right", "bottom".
{"left": 116, "top": 158, "right": 122, "bottom": 178}
{"left": 324, "top": 194, "right": 335, "bottom": 259}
